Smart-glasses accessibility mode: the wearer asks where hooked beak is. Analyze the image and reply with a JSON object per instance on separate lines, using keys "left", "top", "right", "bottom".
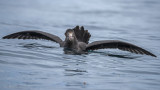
{"left": 68, "top": 32, "right": 74, "bottom": 41}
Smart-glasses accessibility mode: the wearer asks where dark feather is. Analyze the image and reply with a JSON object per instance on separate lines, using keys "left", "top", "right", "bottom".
{"left": 3, "top": 30, "right": 63, "bottom": 46}
{"left": 73, "top": 26, "right": 91, "bottom": 44}
{"left": 86, "top": 40, "right": 156, "bottom": 57}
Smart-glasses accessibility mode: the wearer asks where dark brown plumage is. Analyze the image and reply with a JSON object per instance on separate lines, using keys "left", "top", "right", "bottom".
{"left": 86, "top": 40, "right": 156, "bottom": 57}
{"left": 2, "top": 26, "right": 156, "bottom": 57}
{"left": 3, "top": 30, "right": 63, "bottom": 46}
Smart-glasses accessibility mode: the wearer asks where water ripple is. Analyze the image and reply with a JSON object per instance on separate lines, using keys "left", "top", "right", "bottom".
{"left": 0, "top": 0, "right": 160, "bottom": 90}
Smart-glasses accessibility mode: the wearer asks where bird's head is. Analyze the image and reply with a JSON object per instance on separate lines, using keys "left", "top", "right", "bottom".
{"left": 65, "top": 29, "right": 76, "bottom": 42}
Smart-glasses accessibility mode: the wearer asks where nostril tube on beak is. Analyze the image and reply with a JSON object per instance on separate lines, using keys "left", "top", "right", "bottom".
{"left": 69, "top": 33, "right": 73, "bottom": 37}
{"left": 68, "top": 33, "right": 73, "bottom": 41}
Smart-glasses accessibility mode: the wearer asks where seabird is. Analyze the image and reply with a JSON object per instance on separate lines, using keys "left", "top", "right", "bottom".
{"left": 2, "top": 26, "right": 156, "bottom": 57}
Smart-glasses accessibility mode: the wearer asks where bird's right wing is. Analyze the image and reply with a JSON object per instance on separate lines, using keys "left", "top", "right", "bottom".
{"left": 3, "top": 30, "right": 63, "bottom": 46}
{"left": 86, "top": 40, "right": 156, "bottom": 57}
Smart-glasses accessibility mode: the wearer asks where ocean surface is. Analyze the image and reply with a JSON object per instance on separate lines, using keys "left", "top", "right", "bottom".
{"left": 0, "top": 0, "right": 160, "bottom": 90}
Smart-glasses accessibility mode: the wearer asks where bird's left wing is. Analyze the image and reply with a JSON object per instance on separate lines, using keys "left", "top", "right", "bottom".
{"left": 3, "top": 30, "right": 63, "bottom": 46}
{"left": 86, "top": 40, "right": 156, "bottom": 57}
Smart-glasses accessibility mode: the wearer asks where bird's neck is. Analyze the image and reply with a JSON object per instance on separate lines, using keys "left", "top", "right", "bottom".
{"left": 65, "top": 38, "right": 78, "bottom": 49}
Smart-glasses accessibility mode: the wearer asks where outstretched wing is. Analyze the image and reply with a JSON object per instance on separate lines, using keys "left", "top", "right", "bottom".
{"left": 86, "top": 40, "right": 156, "bottom": 57}
{"left": 3, "top": 30, "right": 63, "bottom": 46}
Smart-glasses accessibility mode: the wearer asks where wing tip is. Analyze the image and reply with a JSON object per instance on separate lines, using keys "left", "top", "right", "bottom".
{"left": 135, "top": 50, "right": 156, "bottom": 57}
{"left": 149, "top": 53, "right": 157, "bottom": 57}
{"left": 141, "top": 49, "right": 157, "bottom": 57}
{"left": 2, "top": 36, "right": 9, "bottom": 39}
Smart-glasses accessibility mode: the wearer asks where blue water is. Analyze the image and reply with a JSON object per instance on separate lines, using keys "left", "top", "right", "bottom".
{"left": 0, "top": 0, "right": 160, "bottom": 90}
